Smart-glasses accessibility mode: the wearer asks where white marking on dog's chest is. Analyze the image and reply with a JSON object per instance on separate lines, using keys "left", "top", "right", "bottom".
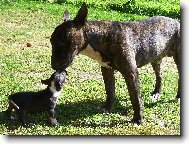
{"left": 80, "top": 44, "right": 110, "bottom": 68}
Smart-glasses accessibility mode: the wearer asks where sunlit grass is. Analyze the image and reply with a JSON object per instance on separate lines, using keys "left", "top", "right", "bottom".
{"left": 0, "top": 0, "right": 180, "bottom": 135}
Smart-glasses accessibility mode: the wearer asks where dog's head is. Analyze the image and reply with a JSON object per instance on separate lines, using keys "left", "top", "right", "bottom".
{"left": 41, "top": 70, "right": 67, "bottom": 92}
{"left": 50, "top": 2, "right": 88, "bottom": 71}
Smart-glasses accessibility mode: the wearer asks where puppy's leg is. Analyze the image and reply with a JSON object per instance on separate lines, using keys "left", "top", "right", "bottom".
{"left": 48, "top": 109, "right": 59, "bottom": 126}
{"left": 151, "top": 60, "right": 162, "bottom": 100}
{"left": 100, "top": 67, "right": 115, "bottom": 112}
{"left": 5, "top": 100, "right": 20, "bottom": 120}
{"left": 15, "top": 109, "right": 28, "bottom": 125}
{"left": 4, "top": 101, "right": 14, "bottom": 119}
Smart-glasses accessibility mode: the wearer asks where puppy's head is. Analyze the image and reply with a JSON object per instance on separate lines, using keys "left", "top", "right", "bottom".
{"left": 41, "top": 70, "right": 67, "bottom": 92}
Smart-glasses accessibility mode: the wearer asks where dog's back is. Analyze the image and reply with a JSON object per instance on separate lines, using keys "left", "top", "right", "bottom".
{"left": 83, "top": 16, "right": 180, "bottom": 68}
{"left": 123, "top": 16, "right": 180, "bottom": 67}
{"left": 101, "top": 16, "right": 180, "bottom": 68}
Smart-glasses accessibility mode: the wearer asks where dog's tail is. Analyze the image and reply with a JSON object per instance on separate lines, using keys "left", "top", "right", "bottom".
{"left": 176, "top": 21, "right": 180, "bottom": 56}
{"left": 172, "top": 20, "right": 180, "bottom": 56}
{"left": 177, "top": 21, "right": 180, "bottom": 45}
{"left": 9, "top": 100, "right": 20, "bottom": 110}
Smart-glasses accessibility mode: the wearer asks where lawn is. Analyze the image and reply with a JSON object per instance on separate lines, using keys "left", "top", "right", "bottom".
{"left": 0, "top": 0, "right": 180, "bottom": 135}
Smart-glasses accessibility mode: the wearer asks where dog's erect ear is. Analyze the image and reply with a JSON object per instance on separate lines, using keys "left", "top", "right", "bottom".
{"left": 73, "top": 2, "right": 88, "bottom": 26}
{"left": 41, "top": 79, "right": 51, "bottom": 85}
{"left": 63, "top": 10, "right": 70, "bottom": 22}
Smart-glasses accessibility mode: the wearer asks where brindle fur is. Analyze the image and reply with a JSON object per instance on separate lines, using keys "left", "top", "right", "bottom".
{"left": 50, "top": 3, "right": 180, "bottom": 125}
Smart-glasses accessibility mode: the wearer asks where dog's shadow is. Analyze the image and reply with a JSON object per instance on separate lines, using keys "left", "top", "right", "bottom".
{"left": 56, "top": 98, "right": 132, "bottom": 127}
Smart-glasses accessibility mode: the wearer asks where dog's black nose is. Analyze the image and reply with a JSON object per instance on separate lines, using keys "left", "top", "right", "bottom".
{"left": 51, "top": 60, "right": 70, "bottom": 71}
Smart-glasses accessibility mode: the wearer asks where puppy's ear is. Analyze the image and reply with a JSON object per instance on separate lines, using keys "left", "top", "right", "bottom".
{"left": 41, "top": 79, "right": 51, "bottom": 85}
{"left": 63, "top": 10, "right": 70, "bottom": 22}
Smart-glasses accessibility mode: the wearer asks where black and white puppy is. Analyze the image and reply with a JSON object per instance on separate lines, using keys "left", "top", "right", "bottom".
{"left": 4, "top": 70, "right": 67, "bottom": 126}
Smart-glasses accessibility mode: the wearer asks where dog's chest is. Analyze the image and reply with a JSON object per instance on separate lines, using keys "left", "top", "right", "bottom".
{"left": 80, "top": 44, "right": 110, "bottom": 68}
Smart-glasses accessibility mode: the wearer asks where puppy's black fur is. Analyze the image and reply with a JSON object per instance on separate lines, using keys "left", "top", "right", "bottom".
{"left": 4, "top": 71, "right": 67, "bottom": 126}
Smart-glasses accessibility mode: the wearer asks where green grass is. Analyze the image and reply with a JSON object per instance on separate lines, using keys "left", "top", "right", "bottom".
{"left": 0, "top": 0, "right": 180, "bottom": 135}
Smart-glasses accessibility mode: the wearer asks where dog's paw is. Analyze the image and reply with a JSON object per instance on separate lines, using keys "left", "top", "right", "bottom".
{"left": 23, "top": 122, "right": 34, "bottom": 127}
{"left": 151, "top": 93, "right": 161, "bottom": 102}
{"left": 131, "top": 117, "right": 144, "bottom": 126}
{"left": 97, "top": 104, "right": 111, "bottom": 113}
{"left": 174, "top": 97, "right": 180, "bottom": 103}
{"left": 97, "top": 106, "right": 106, "bottom": 113}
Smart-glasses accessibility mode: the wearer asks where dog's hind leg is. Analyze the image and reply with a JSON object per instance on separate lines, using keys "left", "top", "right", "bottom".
{"left": 99, "top": 67, "right": 115, "bottom": 112}
{"left": 151, "top": 60, "right": 162, "bottom": 100}
{"left": 173, "top": 51, "right": 181, "bottom": 102}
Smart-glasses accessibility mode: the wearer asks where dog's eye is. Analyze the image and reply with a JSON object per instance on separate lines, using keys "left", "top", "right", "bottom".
{"left": 56, "top": 82, "right": 63, "bottom": 85}
{"left": 58, "top": 81, "right": 63, "bottom": 86}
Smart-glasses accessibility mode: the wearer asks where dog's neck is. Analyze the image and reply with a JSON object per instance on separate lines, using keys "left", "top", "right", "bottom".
{"left": 83, "top": 20, "right": 111, "bottom": 45}
{"left": 80, "top": 21, "right": 112, "bottom": 68}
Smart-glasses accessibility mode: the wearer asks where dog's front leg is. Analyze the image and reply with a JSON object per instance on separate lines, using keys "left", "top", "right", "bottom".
{"left": 121, "top": 64, "right": 144, "bottom": 125}
{"left": 100, "top": 67, "right": 115, "bottom": 112}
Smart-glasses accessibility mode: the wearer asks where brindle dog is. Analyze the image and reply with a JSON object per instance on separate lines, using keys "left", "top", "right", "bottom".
{"left": 50, "top": 3, "right": 180, "bottom": 124}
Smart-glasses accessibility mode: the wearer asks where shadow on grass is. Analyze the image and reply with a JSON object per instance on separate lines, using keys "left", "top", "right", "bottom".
{"left": 0, "top": 98, "right": 130, "bottom": 130}
{"left": 1, "top": 97, "right": 177, "bottom": 130}
{"left": 57, "top": 98, "right": 131, "bottom": 127}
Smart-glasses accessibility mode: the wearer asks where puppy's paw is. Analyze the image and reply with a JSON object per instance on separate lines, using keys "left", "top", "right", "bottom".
{"left": 51, "top": 122, "right": 60, "bottom": 127}
{"left": 23, "top": 122, "right": 33, "bottom": 127}
{"left": 50, "top": 117, "right": 60, "bottom": 127}
{"left": 10, "top": 116, "right": 17, "bottom": 121}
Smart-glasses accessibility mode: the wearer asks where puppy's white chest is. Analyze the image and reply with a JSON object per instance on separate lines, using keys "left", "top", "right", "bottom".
{"left": 50, "top": 82, "right": 61, "bottom": 98}
{"left": 53, "top": 91, "right": 61, "bottom": 98}
{"left": 80, "top": 44, "right": 110, "bottom": 68}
